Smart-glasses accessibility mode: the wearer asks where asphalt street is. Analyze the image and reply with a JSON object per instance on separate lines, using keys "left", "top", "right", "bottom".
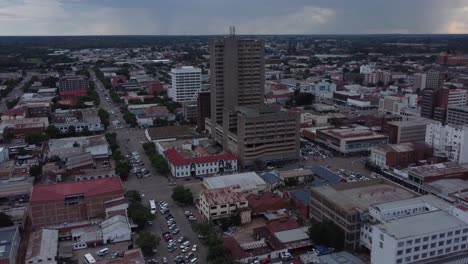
{"left": 0, "top": 72, "right": 36, "bottom": 112}
{"left": 92, "top": 71, "right": 207, "bottom": 263}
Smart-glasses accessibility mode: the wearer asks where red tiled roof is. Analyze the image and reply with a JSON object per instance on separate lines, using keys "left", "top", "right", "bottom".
{"left": 223, "top": 236, "right": 249, "bottom": 260}
{"left": 265, "top": 217, "right": 300, "bottom": 233}
{"left": 30, "top": 177, "right": 123, "bottom": 202}
{"left": 246, "top": 192, "right": 287, "bottom": 214}
{"left": 163, "top": 148, "right": 237, "bottom": 166}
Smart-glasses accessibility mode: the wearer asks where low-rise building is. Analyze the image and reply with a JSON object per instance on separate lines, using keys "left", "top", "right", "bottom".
{"left": 48, "top": 135, "right": 111, "bottom": 160}
{"left": 29, "top": 177, "right": 125, "bottom": 228}
{"left": 310, "top": 178, "right": 417, "bottom": 251}
{"left": 0, "top": 226, "right": 20, "bottom": 264}
{"left": 370, "top": 142, "right": 434, "bottom": 169}
{"left": 368, "top": 195, "right": 468, "bottom": 264}
{"left": 203, "top": 172, "right": 267, "bottom": 194}
{"left": 51, "top": 108, "right": 104, "bottom": 134}
{"left": 198, "top": 187, "right": 250, "bottom": 222}
{"left": 314, "top": 126, "right": 389, "bottom": 155}
{"left": 25, "top": 229, "right": 58, "bottom": 264}
{"left": 157, "top": 138, "right": 238, "bottom": 178}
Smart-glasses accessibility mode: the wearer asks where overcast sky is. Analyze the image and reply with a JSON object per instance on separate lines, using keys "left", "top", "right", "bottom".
{"left": 1, "top": 0, "right": 468, "bottom": 35}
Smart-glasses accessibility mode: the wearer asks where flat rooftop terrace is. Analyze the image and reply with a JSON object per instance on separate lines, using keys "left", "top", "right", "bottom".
{"left": 312, "top": 179, "right": 416, "bottom": 213}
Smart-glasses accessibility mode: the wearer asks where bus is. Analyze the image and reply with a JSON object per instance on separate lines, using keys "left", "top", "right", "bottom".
{"left": 84, "top": 253, "right": 96, "bottom": 264}
{"left": 149, "top": 199, "right": 156, "bottom": 214}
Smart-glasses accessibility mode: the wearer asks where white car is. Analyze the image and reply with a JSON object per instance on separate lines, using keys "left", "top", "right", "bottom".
{"left": 191, "top": 245, "right": 197, "bottom": 252}
{"left": 181, "top": 248, "right": 189, "bottom": 253}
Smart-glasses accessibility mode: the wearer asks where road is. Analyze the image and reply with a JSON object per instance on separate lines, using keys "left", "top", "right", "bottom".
{"left": 0, "top": 72, "right": 36, "bottom": 112}
{"left": 92, "top": 70, "right": 207, "bottom": 263}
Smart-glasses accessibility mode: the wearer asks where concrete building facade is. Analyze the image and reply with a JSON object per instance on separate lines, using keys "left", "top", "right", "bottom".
{"left": 384, "top": 120, "right": 429, "bottom": 144}
{"left": 58, "top": 76, "right": 89, "bottom": 92}
{"left": 314, "top": 126, "right": 389, "bottom": 155}
{"left": 309, "top": 179, "right": 416, "bottom": 251}
{"left": 208, "top": 35, "right": 299, "bottom": 166}
{"left": 29, "top": 178, "right": 124, "bottom": 228}
{"left": 425, "top": 123, "right": 468, "bottom": 163}
{"left": 446, "top": 105, "right": 468, "bottom": 125}
{"left": 169, "top": 66, "right": 202, "bottom": 103}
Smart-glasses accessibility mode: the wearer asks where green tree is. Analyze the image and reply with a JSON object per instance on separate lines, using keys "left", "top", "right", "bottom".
{"left": 25, "top": 133, "right": 48, "bottom": 144}
{"left": 149, "top": 154, "right": 169, "bottom": 174}
{"left": 46, "top": 125, "right": 60, "bottom": 139}
{"left": 126, "top": 190, "right": 142, "bottom": 203}
{"left": 0, "top": 213, "right": 14, "bottom": 228}
{"left": 2, "top": 129, "right": 14, "bottom": 143}
{"left": 129, "top": 202, "right": 154, "bottom": 229}
{"left": 29, "top": 164, "right": 42, "bottom": 178}
{"left": 207, "top": 243, "right": 226, "bottom": 263}
{"left": 98, "top": 108, "right": 110, "bottom": 129}
{"left": 136, "top": 231, "right": 159, "bottom": 255}
{"left": 116, "top": 160, "right": 131, "bottom": 179}
{"left": 171, "top": 186, "right": 193, "bottom": 205}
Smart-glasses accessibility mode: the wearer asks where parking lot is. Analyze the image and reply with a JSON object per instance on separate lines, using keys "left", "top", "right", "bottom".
{"left": 74, "top": 241, "right": 130, "bottom": 264}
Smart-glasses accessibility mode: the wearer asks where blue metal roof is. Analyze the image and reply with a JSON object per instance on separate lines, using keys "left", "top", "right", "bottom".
{"left": 260, "top": 172, "right": 282, "bottom": 184}
{"left": 308, "top": 166, "right": 343, "bottom": 185}
{"left": 287, "top": 189, "right": 310, "bottom": 206}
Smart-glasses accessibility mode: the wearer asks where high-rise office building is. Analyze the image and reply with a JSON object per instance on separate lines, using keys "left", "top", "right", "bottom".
{"left": 208, "top": 34, "right": 299, "bottom": 166}
{"left": 210, "top": 37, "right": 265, "bottom": 130}
{"left": 169, "top": 66, "right": 202, "bottom": 103}
{"left": 420, "top": 88, "right": 467, "bottom": 121}
{"left": 425, "top": 70, "right": 444, "bottom": 89}
{"left": 196, "top": 91, "right": 211, "bottom": 132}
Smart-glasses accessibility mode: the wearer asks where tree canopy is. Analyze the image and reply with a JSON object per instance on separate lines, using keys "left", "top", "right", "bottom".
{"left": 171, "top": 186, "right": 193, "bottom": 205}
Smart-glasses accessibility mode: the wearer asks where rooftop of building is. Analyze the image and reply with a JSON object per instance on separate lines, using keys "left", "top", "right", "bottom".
{"left": 26, "top": 229, "right": 58, "bottom": 261}
{"left": 311, "top": 178, "right": 416, "bottom": 213}
{"left": 266, "top": 217, "right": 301, "bottom": 233}
{"left": 309, "top": 166, "right": 344, "bottom": 185}
{"left": 48, "top": 135, "right": 107, "bottom": 150}
{"left": 387, "top": 119, "right": 431, "bottom": 127}
{"left": 372, "top": 141, "right": 432, "bottom": 154}
{"left": 370, "top": 195, "right": 452, "bottom": 213}
{"left": 159, "top": 138, "right": 236, "bottom": 166}
{"left": 376, "top": 210, "right": 467, "bottom": 240}
{"left": 279, "top": 169, "right": 314, "bottom": 179}
{"left": 30, "top": 177, "right": 123, "bottom": 202}
{"left": 0, "top": 226, "right": 18, "bottom": 258}
{"left": 318, "top": 126, "right": 387, "bottom": 140}
{"left": 201, "top": 187, "right": 246, "bottom": 206}
{"left": 203, "top": 172, "right": 266, "bottom": 191}
{"left": 146, "top": 126, "right": 194, "bottom": 140}
{"left": 274, "top": 227, "right": 310, "bottom": 243}
{"left": 246, "top": 192, "right": 287, "bottom": 214}
{"left": 407, "top": 162, "right": 468, "bottom": 178}
{"left": 260, "top": 172, "right": 283, "bottom": 185}
{"left": 426, "top": 179, "right": 468, "bottom": 199}
{"left": 65, "top": 152, "right": 94, "bottom": 169}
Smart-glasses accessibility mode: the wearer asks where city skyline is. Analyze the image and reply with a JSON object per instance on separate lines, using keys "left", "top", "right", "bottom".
{"left": 1, "top": 0, "right": 468, "bottom": 36}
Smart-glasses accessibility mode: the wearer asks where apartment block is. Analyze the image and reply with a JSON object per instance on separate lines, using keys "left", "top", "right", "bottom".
{"left": 309, "top": 178, "right": 416, "bottom": 251}
{"left": 425, "top": 71, "right": 444, "bottom": 90}
{"left": 169, "top": 66, "right": 202, "bottom": 103}
{"left": 420, "top": 88, "right": 467, "bottom": 122}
